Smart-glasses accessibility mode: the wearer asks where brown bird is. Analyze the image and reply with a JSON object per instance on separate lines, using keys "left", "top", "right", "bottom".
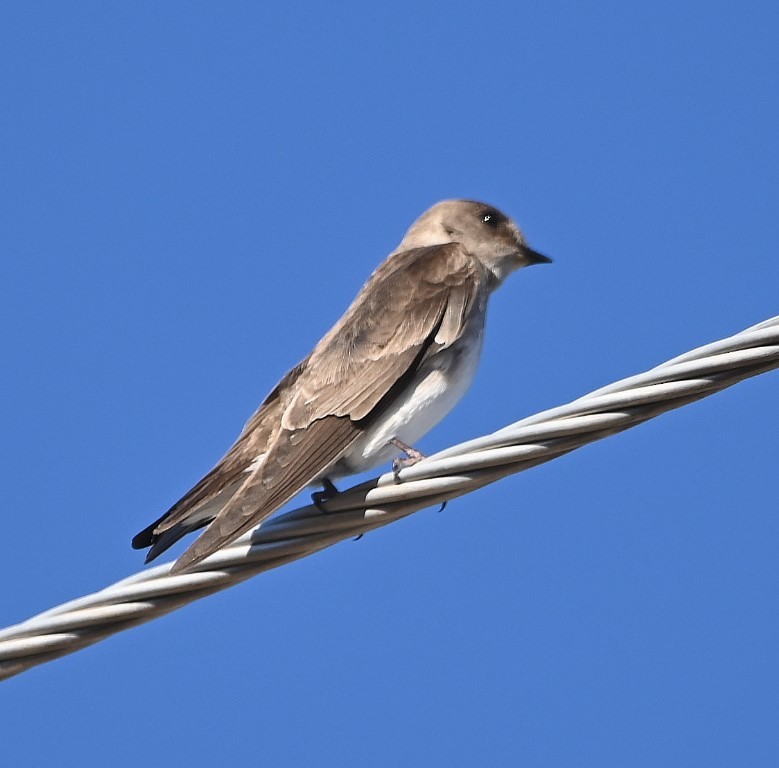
{"left": 132, "top": 200, "right": 550, "bottom": 573}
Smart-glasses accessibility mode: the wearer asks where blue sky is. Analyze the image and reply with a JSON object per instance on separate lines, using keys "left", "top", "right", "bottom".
{"left": 2, "top": 2, "right": 778, "bottom": 765}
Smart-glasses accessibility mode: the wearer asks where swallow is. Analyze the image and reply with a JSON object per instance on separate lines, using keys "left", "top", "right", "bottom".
{"left": 132, "top": 199, "right": 550, "bottom": 573}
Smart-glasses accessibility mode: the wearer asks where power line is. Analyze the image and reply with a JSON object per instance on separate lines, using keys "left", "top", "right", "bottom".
{"left": 1, "top": 315, "right": 777, "bottom": 682}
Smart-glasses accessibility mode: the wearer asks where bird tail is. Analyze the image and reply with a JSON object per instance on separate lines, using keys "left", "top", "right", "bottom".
{"left": 132, "top": 505, "right": 218, "bottom": 564}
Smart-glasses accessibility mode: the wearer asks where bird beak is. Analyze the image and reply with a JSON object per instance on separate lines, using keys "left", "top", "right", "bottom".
{"left": 520, "top": 244, "right": 553, "bottom": 265}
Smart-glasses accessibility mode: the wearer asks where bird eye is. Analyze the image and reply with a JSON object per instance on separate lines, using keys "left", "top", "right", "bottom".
{"left": 481, "top": 209, "right": 504, "bottom": 228}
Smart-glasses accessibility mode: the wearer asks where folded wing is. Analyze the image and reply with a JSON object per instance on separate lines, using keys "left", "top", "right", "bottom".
{"left": 135, "top": 243, "right": 484, "bottom": 572}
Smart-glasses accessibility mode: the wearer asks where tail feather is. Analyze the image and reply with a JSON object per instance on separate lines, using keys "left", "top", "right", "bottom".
{"left": 132, "top": 506, "right": 217, "bottom": 564}
{"left": 143, "top": 518, "right": 211, "bottom": 564}
{"left": 131, "top": 513, "right": 167, "bottom": 550}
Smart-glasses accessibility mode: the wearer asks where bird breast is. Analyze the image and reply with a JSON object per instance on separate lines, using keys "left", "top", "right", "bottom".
{"left": 333, "top": 323, "right": 485, "bottom": 476}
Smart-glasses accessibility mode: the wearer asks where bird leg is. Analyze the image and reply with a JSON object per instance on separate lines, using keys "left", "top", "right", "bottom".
{"left": 389, "top": 438, "right": 446, "bottom": 510}
{"left": 390, "top": 438, "right": 426, "bottom": 482}
{"left": 311, "top": 478, "right": 363, "bottom": 540}
{"left": 311, "top": 477, "right": 340, "bottom": 511}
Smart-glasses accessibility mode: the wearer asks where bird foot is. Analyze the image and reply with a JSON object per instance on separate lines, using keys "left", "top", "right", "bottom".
{"left": 312, "top": 477, "right": 339, "bottom": 512}
{"left": 390, "top": 438, "right": 426, "bottom": 483}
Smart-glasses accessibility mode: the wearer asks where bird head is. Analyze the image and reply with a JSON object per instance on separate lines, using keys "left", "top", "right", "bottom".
{"left": 398, "top": 199, "right": 551, "bottom": 286}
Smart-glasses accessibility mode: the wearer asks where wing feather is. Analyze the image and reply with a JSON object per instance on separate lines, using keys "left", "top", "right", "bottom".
{"left": 139, "top": 242, "right": 486, "bottom": 571}
{"left": 131, "top": 361, "right": 308, "bottom": 551}
{"left": 169, "top": 416, "right": 358, "bottom": 573}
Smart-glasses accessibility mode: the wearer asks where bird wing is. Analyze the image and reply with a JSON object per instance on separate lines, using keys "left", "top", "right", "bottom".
{"left": 131, "top": 360, "right": 307, "bottom": 558}
{"left": 144, "top": 242, "right": 485, "bottom": 572}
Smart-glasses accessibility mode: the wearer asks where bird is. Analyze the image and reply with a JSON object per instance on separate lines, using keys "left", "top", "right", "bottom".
{"left": 132, "top": 199, "right": 551, "bottom": 573}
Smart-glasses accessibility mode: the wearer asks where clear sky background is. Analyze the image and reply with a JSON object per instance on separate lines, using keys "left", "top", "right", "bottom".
{"left": 2, "top": 2, "right": 778, "bottom": 766}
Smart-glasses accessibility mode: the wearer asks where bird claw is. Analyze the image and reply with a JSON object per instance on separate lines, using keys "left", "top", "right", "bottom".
{"left": 390, "top": 438, "right": 426, "bottom": 483}
{"left": 312, "top": 477, "right": 339, "bottom": 512}
{"left": 313, "top": 478, "right": 363, "bottom": 539}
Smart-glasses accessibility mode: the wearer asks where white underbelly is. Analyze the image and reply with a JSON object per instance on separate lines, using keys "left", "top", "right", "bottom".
{"left": 334, "top": 327, "right": 484, "bottom": 475}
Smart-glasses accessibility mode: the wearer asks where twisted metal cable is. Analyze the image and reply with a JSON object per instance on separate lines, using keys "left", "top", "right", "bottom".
{"left": 1, "top": 315, "right": 777, "bottom": 682}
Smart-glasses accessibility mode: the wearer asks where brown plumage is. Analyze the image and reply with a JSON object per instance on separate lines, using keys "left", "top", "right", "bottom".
{"left": 132, "top": 200, "right": 550, "bottom": 573}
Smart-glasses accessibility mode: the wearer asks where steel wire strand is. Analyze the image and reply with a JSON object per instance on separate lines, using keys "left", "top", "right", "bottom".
{"left": 1, "top": 315, "right": 777, "bottom": 681}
